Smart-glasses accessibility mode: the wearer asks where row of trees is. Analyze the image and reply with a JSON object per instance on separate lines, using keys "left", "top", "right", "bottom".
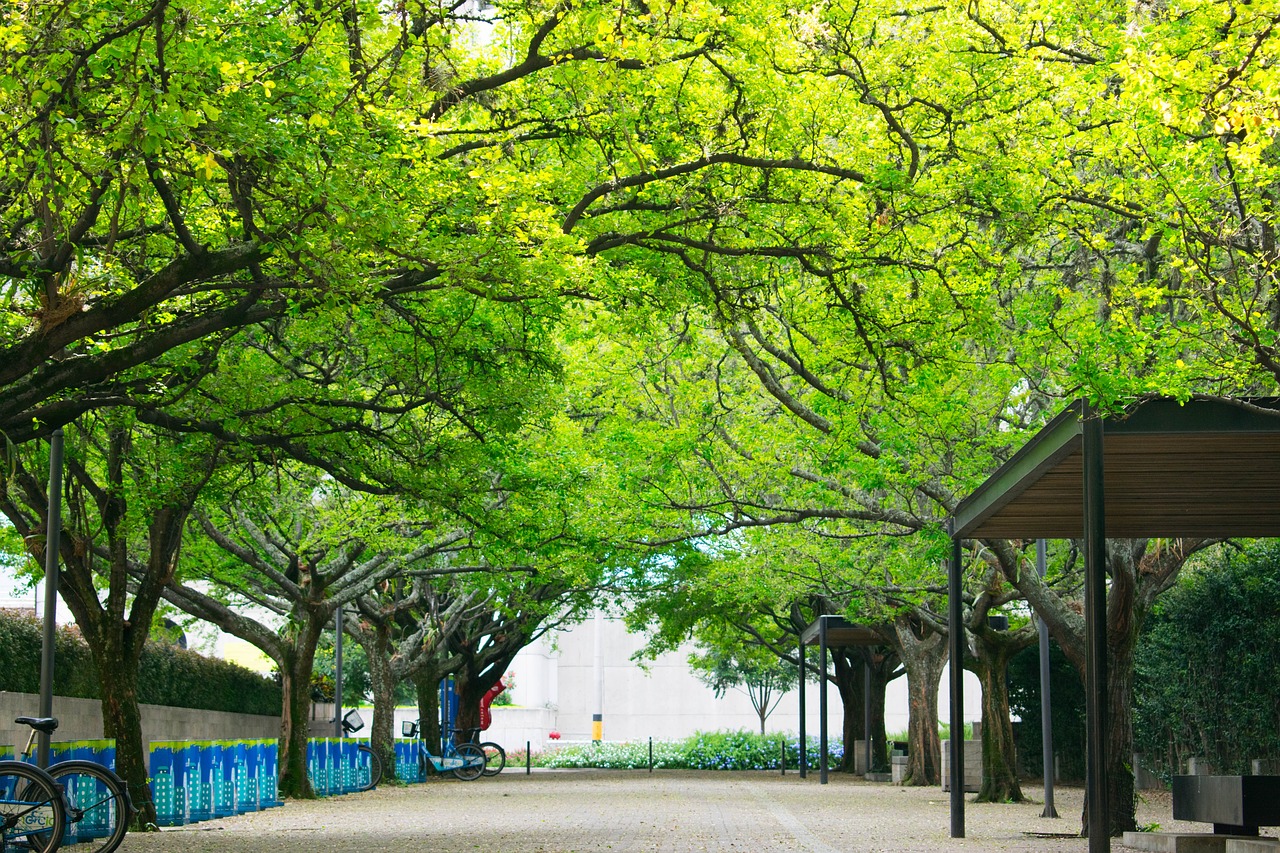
{"left": 3, "top": 0, "right": 1278, "bottom": 838}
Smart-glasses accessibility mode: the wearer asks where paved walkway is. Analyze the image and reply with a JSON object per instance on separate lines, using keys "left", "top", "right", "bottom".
{"left": 121, "top": 770, "right": 1201, "bottom": 853}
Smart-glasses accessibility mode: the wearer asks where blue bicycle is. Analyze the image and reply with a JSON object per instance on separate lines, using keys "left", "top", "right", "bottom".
{"left": 399, "top": 721, "right": 486, "bottom": 781}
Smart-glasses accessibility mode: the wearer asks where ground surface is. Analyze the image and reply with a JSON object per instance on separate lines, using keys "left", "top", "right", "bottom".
{"left": 121, "top": 770, "right": 1267, "bottom": 853}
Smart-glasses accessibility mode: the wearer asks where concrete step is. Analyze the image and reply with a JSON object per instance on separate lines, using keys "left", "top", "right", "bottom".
{"left": 1121, "top": 832, "right": 1278, "bottom": 853}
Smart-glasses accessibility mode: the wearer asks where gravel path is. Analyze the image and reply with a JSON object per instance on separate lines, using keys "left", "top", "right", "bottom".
{"left": 118, "top": 770, "right": 1261, "bottom": 853}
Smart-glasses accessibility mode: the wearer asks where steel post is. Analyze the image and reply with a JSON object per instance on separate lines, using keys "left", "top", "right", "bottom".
{"left": 37, "top": 429, "right": 64, "bottom": 769}
{"left": 864, "top": 658, "right": 873, "bottom": 778}
{"left": 948, "top": 535, "right": 965, "bottom": 838}
{"left": 1037, "top": 539, "right": 1059, "bottom": 818}
{"left": 819, "top": 617, "right": 829, "bottom": 785}
{"left": 1083, "top": 405, "right": 1109, "bottom": 853}
{"left": 334, "top": 606, "right": 344, "bottom": 738}
{"left": 798, "top": 640, "right": 807, "bottom": 778}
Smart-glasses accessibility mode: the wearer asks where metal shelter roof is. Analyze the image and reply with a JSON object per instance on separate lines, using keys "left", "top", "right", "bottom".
{"left": 950, "top": 397, "right": 1280, "bottom": 540}
{"left": 799, "top": 615, "right": 883, "bottom": 646}
{"left": 946, "top": 395, "right": 1280, "bottom": 853}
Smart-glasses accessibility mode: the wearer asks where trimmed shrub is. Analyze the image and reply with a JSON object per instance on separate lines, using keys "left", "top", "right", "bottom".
{"left": 535, "top": 730, "right": 841, "bottom": 771}
{"left": 0, "top": 609, "right": 281, "bottom": 716}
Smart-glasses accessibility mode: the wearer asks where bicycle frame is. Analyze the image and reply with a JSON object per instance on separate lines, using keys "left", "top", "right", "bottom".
{"left": 400, "top": 722, "right": 481, "bottom": 773}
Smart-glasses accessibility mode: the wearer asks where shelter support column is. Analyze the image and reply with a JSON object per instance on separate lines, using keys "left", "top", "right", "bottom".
{"left": 799, "top": 639, "right": 806, "bottom": 779}
{"left": 1083, "top": 407, "right": 1109, "bottom": 852}
{"left": 819, "top": 618, "right": 828, "bottom": 785}
{"left": 1037, "top": 538, "right": 1059, "bottom": 819}
{"left": 948, "top": 534, "right": 964, "bottom": 838}
{"left": 864, "top": 659, "right": 872, "bottom": 777}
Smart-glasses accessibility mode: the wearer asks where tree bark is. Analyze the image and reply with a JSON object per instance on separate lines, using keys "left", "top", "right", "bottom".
{"left": 893, "top": 615, "right": 946, "bottom": 786}
{"left": 965, "top": 620, "right": 1035, "bottom": 804}
{"left": 278, "top": 634, "right": 320, "bottom": 799}
{"left": 993, "top": 537, "right": 1208, "bottom": 834}
{"left": 414, "top": 665, "right": 443, "bottom": 773}
{"left": 90, "top": 632, "right": 154, "bottom": 828}
{"left": 360, "top": 623, "right": 398, "bottom": 782}
{"left": 831, "top": 649, "right": 865, "bottom": 772}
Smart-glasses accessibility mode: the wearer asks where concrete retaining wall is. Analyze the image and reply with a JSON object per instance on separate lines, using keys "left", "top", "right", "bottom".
{"left": 0, "top": 691, "right": 281, "bottom": 767}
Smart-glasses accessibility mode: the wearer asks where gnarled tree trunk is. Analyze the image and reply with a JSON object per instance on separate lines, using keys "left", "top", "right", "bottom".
{"left": 893, "top": 615, "right": 946, "bottom": 786}
{"left": 966, "top": 619, "right": 1037, "bottom": 804}
{"left": 278, "top": 629, "right": 321, "bottom": 799}
{"left": 360, "top": 622, "right": 397, "bottom": 781}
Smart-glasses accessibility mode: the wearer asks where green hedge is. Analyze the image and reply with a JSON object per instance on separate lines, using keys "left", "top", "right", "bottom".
{"left": 534, "top": 731, "right": 842, "bottom": 771}
{"left": 0, "top": 610, "right": 281, "bottom": 716}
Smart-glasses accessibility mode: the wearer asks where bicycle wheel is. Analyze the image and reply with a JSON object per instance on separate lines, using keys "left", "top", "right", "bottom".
{"left": 0, "top": 760, "right": 65, "bottom": 853}
{"left": 451, "top": 744, "right": 486, "bottom": 782}
{"left": 43, "top": 761, "right": 127, "bottom": 853}
{"left": 356, "top": 746, "right": 382, "bottom": 792}
{"left": 478, "top": 743, "right": 505, "bottom": 777}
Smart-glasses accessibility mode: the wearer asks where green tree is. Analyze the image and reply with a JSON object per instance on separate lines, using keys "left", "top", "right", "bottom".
{"left": 1135, "top": 542, "right": 1280, "bottom": 776}
{"left": 689, "top": 634, "right": 797, "bottom": 735}
{"left": 164, "top": 471, "right": 467, "bottom": 797}
{"left": 0, "top": 414, "right": 223, "bottom": 827}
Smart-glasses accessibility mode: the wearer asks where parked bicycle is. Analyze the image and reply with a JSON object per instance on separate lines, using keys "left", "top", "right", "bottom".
{"left": 20, "top": 717, "right": 128, "bottom": 853}
{"left": 0, "top": 720, "right": 64, "bottom": 853}
{"left": 399, "top": 721, "right": 486, "bottom": 781}
{"left": 338, "top": 710, "right": 382, "bottom": 792}
{"left": 2, "top": 716, "right": 131, "bottom": 853}
{"left": 452, "top": 728, "right": 505, "bottom": 777}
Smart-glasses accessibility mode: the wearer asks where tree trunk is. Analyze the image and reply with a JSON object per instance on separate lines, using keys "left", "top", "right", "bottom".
{"left": 278, "top": 640, "right": 319, "bottom": 799}
{"left": 414, "top": 666, "right": 443, "bottom": 773}
{"left": 93, "top": 639, "right": 155, "bottom": 829}
{"left": 830, "top": 648, "right": 895, "bottom": 773}
{"left": 997, "top": 538, "right": 1207, "bottom": 835}
{"left": 894, "top": 616, "right": 946, "bottom": 786}
{"left": 832, "top": 650, "right": 865, "bottom": 773}
{"left": 362, "top": 626, "right": 398, "bottom": 782}
{"left": 1086, "top": 641, "right": 1139, "bottom": 836}
{"left": 867, "top": 656, "right": 892, "bottom": 773}
{"left": 968, "top": 627, "right": 1029, "bottom": 803}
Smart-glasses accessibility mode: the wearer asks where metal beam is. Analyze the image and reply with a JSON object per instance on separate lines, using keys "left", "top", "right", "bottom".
{"left": 37, "top": 429, "right": 64, "bottom": 769}
{"left": 1037, "top": 539, "right": 1058, "bottom": 819}
{"left": 819, "top": 619, "right": 829, "bottom": 785}
{"left": 799, "top": 639, "right": 807, "bottom": 779}
{"left": 1083, "top": 406, "right": 1110, "bottom": 853}
{"left": 864, "top": 658, "right": 872, "bottom": 778}
{"left": 334, "top": 606, "right": 344, "bottom": 738}
{"left": 948, "top": 536, "right": 965, "bottom": 838}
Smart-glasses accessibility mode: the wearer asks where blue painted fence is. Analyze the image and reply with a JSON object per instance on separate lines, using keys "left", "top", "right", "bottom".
{"left": 148, "top": 738, "right": 373, "bottom": 828}
{"left": 18, "top": 739, "right": 118, "bottom": 848}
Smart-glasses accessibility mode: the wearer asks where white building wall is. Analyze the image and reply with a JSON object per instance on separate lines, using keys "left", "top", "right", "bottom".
{"left": 482, "top": 611, "right": 983, "bottom": 753}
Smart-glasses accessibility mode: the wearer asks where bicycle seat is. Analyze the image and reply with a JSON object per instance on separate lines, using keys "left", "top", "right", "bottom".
{"left": 15, "top": 716, "right": 59, "bottom": 734}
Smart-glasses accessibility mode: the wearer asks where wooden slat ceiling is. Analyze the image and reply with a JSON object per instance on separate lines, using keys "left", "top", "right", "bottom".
{"left": 957, "top": 399, "right": 1280, "bottom": 539}
{"left": 800, "top": 617, "right": 883, "bottom": 646}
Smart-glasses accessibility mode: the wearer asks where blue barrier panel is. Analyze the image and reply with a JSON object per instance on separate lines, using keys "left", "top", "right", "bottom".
{"left": 259, "top": 740, "right": 282, "bottom": 808}
{"left": 395, "top": 740, "right": 421, "bottom": 783}
{"left": 149, "top": 742, "right": 185, "bottom": 827}
{"left": 95, "top": 740, "right": 116, "bottom": 773}
{"left": 305, "top": 738, "right": 320, "bottom": 797}
{"left": 232, "top": 741, "right": 255, "bottom": 814}
{"left": 65, "top": 752, "right": 118, "bottom": 844}
{"left": 212, "top": 741, "right": 236, "bottom": 818}
{"left": 343, "top": 740, "right": 359, "bottom": 793}
{"left": 62, "top": 739, "right": 120, "bottom": 845}
{"left": 185, "top": 741, "right": 212, "bottom": 823}
{"left": 329, "top": 739, "right": 346, "bottom": 795}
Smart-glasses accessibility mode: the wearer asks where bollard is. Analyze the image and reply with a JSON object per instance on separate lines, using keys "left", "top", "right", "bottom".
{"left": 649, "top": 737, "right": 653, "bottom": 773}
{"left": 780, "top": 738, "right": 786, "bottom": 776}
{"left": 526, "top": 741, "right": 531, "bottom": 775}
